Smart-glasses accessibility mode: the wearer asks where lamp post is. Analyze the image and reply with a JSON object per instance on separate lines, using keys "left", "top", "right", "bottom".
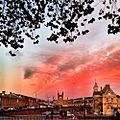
{"left": 72, "top": 99, "right": 74, "bottom": 113}
{"left": 83, "top": 98, "right": 86, "bottom": 120}
{"left": 17, "top": 95, "right": 21, "bottom": 109}
{"left": 2, "top": 91, "right": 5, "bottom": 109}
{"left": 0, "top": 97, "right": 1, "bottom": 110}
{"left": 93, "top": 97, "right": 95, "bottom": 114}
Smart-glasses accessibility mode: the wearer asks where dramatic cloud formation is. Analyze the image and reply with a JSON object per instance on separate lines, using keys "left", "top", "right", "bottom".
{"left": 24, "top": 67, "right": 36, "bottom": 79}
{"left": 22, "top": 43, "right": 120, "bottom": 99}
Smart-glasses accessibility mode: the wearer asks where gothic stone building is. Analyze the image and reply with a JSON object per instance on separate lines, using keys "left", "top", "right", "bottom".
{"left": 93, "top": 82, "right": 120, "bottom": 116}
{"left": 55, "top": 83, "right": 120, "bottom": 116}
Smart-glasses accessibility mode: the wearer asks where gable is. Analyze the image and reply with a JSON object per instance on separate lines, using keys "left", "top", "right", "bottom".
{"left": 103, "top": 89, "right": 116, "bottom": 96}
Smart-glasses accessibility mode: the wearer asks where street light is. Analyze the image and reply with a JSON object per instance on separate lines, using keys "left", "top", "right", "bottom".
{"left": 0, "top": 97, "right": 1, "bottom": 109}
{"left": 83, "top": 98, "right": 86, "bottom": 120}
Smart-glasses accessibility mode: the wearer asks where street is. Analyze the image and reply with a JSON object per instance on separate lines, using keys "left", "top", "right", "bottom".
{"left": 0, "top": 115, "right": 78, "bottom": 120}
{"left": 0, "top": 113, "right": 118, "bottom": 120}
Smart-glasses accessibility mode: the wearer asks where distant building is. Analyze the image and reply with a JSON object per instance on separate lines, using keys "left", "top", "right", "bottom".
{"left": 0, "top": 91, "right": 45, "bottom": 110}
{"left": 54, "top": 91, "right": 93, "bottom": 114}
{"left": 93, "top": 82, "right": 119, "bottom": 116}
{"left": 54, "top": 83, "right": 120, "bottom": 116}
{"left": 1, "top": 82, "right": 120, "bottom": 116}
{"left": 55, "top": 92, "right": 68, "bottom": 107}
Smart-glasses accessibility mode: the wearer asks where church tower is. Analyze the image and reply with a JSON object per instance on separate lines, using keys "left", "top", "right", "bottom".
{"left": 57, "top": 91, "right": 64, "bottom": 100}
{"left": 93, "top": 81, "right": 103, "bottom": 114}
{"left": 57, "top": 91, "right": 64, "bottom": 106}
{"left": 93, "top": 81, "right": 98, "bottom": 92}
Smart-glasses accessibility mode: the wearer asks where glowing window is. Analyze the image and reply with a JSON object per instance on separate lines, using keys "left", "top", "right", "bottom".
{"left": 106, "top": 98, "right": 109, "bottom": 102}
{"left": 111, "top": 98, "right": 113, "bottom": 102}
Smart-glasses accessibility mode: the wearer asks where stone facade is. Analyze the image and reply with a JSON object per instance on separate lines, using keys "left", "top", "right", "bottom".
{"left": 1, "top": 83, "right": 120, "bottom": 116}
{"left": 55, "top": 83, "right": 120, "bottom": 116}
{"left": 93, "top": 83, "right": 119, "bottom": 116}
{"left": 55, "top": 92, "right": 68, "bottom": 107}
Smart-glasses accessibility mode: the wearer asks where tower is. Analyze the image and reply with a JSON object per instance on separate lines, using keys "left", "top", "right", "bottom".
{"left": 93, "top": 81, "right": 103, "bottom": 114}
{"left": 57, "top": 91, "right": 64, "bottom": 100}
{"left": 57, "top": 91, "right": 64, "bottom": 106}
{"left": 93, "top": 81, "right": 98, "bottom": 92}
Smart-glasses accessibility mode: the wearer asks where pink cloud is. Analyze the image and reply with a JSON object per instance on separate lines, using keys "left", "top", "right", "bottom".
{"left": 22, "top": 45, "right": 120, "bottom": 99}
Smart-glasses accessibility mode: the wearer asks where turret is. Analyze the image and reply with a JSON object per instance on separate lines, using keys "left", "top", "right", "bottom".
{"left": 93, "top": 82, "right": 98, "bottom": 92}
{"left": 62, "top": 91, "right": 64, "bottom": 96}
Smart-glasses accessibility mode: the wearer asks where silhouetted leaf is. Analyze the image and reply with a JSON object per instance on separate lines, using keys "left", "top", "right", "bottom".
{"left": 9, "top": 51, "right": 16, "bottom": 56}
{"left": 0, "top": 0, "right": 119, "bottom": 56}
{"left": 98, "top": 17, "right": 102, "bottom": 20}
{"left": 81, "top": 23, "right": 85, "bottom": 26}
{"left": 118, "top": 8, "right": 120, "bottom": 12}
{"left": 88, "top": 18, "right": 95, "bottom": 24}
{"left": 33, "top": 40, "right": 39, "bottom": 44}
{"left": 82, "top": 30, "right": 89, "bottom": 35}
{"left": 116, "top": 17, "right": 120, "bottom": 25}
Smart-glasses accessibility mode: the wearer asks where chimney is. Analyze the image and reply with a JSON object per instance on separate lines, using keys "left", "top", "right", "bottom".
{"left": 62, "top": 91, "right": 64, "bottom": 96}
{"left": 53, "top": 96, "right": 55, "bottom": 100}
{"left": 2, "top": 91, "right": 5, "bottom": 94}
{"left": 101, "top": 86, "right": 102, "bottom": 91}
{"left": 105, "top": 84, "right": 110, "bottom": 88}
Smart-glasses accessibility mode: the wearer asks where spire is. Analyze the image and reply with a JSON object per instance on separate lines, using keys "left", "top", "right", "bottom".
{"left": 93, "top": 79, "right": 98, "bottom": 92}
{"left": 95, "top": 82, "right": 98, "bottom": 87}
{"left": 62, "top": 91, "right": 64, "bottom": 96}
{"left": 100, "top": 86, "right": 102, "bottom": 91}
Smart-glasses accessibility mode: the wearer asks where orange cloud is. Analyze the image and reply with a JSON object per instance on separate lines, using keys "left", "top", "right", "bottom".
{"left": 22, "top": 46, "right": 120, "bottom": 99}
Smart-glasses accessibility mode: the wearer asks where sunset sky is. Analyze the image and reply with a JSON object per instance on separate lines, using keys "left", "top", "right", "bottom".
{"left": 0, "top": 1, "right": 120, "bottom": 100}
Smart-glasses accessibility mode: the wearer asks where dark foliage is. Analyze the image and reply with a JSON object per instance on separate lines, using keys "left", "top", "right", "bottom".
{"left": 0, "top": 0, "right": 119, "bottom": 55}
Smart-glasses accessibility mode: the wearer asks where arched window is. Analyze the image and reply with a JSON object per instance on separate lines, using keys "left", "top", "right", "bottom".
{"left": 106, "top": 98, "right": 109, "bottom": 102}
{"left": 111, "top": 98, "right": 113, "bottom": 102}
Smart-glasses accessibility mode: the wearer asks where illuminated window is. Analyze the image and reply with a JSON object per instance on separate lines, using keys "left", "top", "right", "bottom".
{"left": 106, "top": 98, "right": 109, "bottom": 102}
{"left": 107, "top": 106, "right": 111, "bottom": 109}
{"left": 111, "top": 98, "right": 113, "bottom": 102}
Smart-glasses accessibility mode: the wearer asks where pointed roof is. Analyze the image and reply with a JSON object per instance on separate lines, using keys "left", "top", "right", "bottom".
{"left": 102, "top": 84, "right": 111, "bottom": 93}
{"left": 102, "top": 84, "right": 116, "bottom": 96}
{"left": 93, "top": 80, "right": 98, "bottom": 88}
{"left": 117, "top": 95, "right": 120, "bottom": 98}
{"left": 93, "top": 81, "right": 101, "bottom": 96}
{"left": 94, "top": 82, "right": 98, "bottom": 87}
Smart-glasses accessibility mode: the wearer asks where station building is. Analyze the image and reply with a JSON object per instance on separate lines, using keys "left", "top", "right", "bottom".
{"left": 54, "top": 83, "right": 120, "bottom": 116}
